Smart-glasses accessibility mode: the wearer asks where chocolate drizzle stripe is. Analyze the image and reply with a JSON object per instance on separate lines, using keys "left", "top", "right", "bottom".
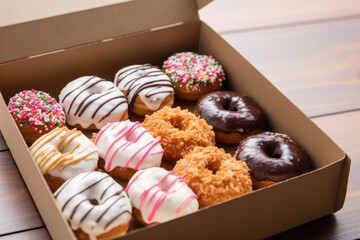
{"left": 66, "top": 78, "right": 104, "bottom": 114}
{"left": 99, "top": 182, "right": 115, "bottom": 200}
{"left": 69, "top": 199, "right": 88, "bottom": 220}
{"left": 116, "top": 64, "right": 153, "bottom": 86}
{"left": 74, "top": 93, "right": 94, "bottom": 116}
{"left": 80, "top": 205, "right": 95, "bottom": 223}
{"left": 96, "top": 195, "right": 125, "bottom": 223}
{"left": 129, "top": 82, "right": 173, "bottom": 107}
{"left": 61, "top": 175, "right": 110, "bottom": 211}
{"left": 77, "top": 90, "right": 115, "bottom": 117}
{"left": 61, "top": 76, "right": 96, "bottom": 103}
{"left": 91, "top": 96, "right": 127, "bottom": 119}
{"left": 98, "top": 99, "right": 128, "bottom": 123}
{"left": 104, "top": 209, "right": 131, "bottom": 229}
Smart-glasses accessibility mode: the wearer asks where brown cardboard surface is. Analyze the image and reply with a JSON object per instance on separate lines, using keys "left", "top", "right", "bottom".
{"left": 0, "top": 11, "right": 350, "bottom": 240}
{"left": 0, "top": 0, "right": 212, "bottom": 64}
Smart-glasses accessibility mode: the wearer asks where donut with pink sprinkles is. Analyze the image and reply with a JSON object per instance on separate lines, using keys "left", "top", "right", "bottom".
{"left": 162, "top": 52, "right": 225, "bottom": 101}
{"left": 7, "top": 89, "right": 65, "bottom": 144}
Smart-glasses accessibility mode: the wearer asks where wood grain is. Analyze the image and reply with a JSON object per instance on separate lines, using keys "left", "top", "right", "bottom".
{"left": 0, "top": 228, "right": 50, "bottom": 240}
{"left": 0, "top": 151, "right": 44, "bottom": 235}
{"left": 200, "top": 0, "right": 360, "bottom": 33}
{"left": 221, "top": 18, "right": 360, "bottom": 117}
{"left": 0, "top": 132, "right": 7, "bottom": 151}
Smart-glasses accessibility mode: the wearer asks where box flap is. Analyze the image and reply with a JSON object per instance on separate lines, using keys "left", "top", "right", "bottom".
{"left": 0, "top": 0, "right": 212, "bottom": 64}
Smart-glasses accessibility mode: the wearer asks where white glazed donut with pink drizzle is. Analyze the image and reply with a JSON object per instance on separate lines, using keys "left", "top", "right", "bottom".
{"left": 94, "top": 120, "right": 163, "bottom": 179}
{"left": 125, "top": 167, "right": 199, "bottom": 225}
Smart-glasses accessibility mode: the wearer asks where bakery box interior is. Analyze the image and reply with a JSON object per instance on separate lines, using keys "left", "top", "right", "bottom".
{"left": 0, "top": 0, "right": 350, "bottom": 239}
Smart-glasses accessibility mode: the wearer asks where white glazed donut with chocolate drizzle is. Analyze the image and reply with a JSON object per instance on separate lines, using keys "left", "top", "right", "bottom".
{"left": 29, "top": 126, "right": 98, "bottom": 192}
{"left": 114, "top": 64, "right": 174, "bottom": 116}
{"left": 125, "top": 167, "right": 199, "bottom": 225}
{"left": 94, "top": 120, "right": 163, "bottom": 180}
{"left": 59, "top": 76, "right": 128, "bottom": 130}
{"left": 54, "top": 171, "right": 132, "bottom": 239}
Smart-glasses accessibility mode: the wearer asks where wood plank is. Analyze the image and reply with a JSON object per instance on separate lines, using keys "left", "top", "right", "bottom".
{"left": 0, "top": 132, "right": 7, "bottom": 151}
{"left": 0, "top": 151, "right": 44, "bottom": 235}
{"left": 270, "top": 110, "right": 360, "bottom": 239}
{"left": 222, "top": 18, "right": 360, "bottom": 117}
{"left": 200, "top": 0, "right": 360, "bottom": 33}
{"left": 0, "top": 228, "right": 50, "bottom": 240}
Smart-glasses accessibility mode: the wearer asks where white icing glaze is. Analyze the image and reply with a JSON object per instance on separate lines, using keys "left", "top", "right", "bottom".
{"left": 54, "top": 171, "right": 132, "bottom": 239}
{"left": 125, "top": 167, "right": 199, "bottom": 224}
{"left": 29, "top": 127, "right": 98, "bottom": 180}
{"left": 59, "top": 76, "right": 128, "bottom": 129}
{"left": 94, "top": 121, "right": 163, "bottom": 172}
{"left": 114, "top": 64, "right": 174, "bottom": 111}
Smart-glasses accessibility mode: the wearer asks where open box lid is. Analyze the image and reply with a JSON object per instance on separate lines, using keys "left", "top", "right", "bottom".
{"left": 0, "top": 0, "right": 212, "bottom": 65}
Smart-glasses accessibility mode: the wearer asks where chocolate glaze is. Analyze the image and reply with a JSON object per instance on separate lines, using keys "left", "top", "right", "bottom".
{"left": 194, "top": 91, "right": 266, "bottom": 134}
{"left": 235, "top": 132, "right": 312, "bottom": 182}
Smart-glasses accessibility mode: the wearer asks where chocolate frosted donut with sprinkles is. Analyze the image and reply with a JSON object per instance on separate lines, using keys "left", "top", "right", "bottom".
{"left": 114, "top": 64, "right": 174, "bottom": 116}
{"left": 7, "top": 89, "right": 65, "bottom": 145}
{"left": 54, "top": 171, "right": 132, "bottom": 239}
{"left": 162, "top": 52, "right": 225, "bottom": 101}
{"left": 59, "top": 76, "right": 128, "bottom": 130}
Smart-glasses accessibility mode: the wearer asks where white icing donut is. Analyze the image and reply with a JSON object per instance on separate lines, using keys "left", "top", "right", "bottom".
{"left": 59, "top": 76, "right": 128, "bottom": 129}
{"left": 54, "top": 171, "right": 132, "bottom": 239}
{"left": 125, "top": 167, "right": 199, "bottom": 224}
{"left": 94, "top": 120, "right": 163, "bottom": 172}
{"left": 29, "top": 126, "right": 98, "bottom": 180}
{"left": 114, "top": 64, "right": 174, "bottom": 111}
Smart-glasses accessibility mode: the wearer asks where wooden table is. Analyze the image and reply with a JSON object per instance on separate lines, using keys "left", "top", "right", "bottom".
{"left": 0, "top": 0, "right": 359, "bottom": 239}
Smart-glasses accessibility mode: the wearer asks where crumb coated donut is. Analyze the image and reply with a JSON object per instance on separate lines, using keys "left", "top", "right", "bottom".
{"left": 162, "top": 52, "right": 225, "bottom": 101}
{"left": 7, "top": 89, "right": 65, "bottom": 145}
{"left": 114, "top": 64, "right": 174, "bottom": 116}
{"left": 29, "top": 126, "right": 98, "bottom": 192}
{"left": 195, "top": 91, "right": 266, "bottom": 144}
{"left": 54, "top": 171, "right": 132, "bottom": 240}
{"left": 173, "top": 146, "right": 252, "bottom": 207}
{"left": 59, "top": 76, "right": 128, "bottom": 130}
{"left": 235, "top": 132, "right": 312, "bottom": 189}
{"left": 142, "top": 106, "right": 215, "bottom": 162}
{"left": 125, "top": 167, "right": 199, "bottom": 225}
{"left": 94, "top": 120, "right": 163, "bottom": 180}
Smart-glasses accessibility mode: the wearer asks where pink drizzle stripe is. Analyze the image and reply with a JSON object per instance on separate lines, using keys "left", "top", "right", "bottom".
{"left": 94, "top": 122, "right": 116, "bottom": 145}
{"left": 123, "top": 140, "right": 152, "bottom": 169}
{"left": 148, "top": 193, "right": 167, "bottom": 222}
{"left": 134, "top": 139, "right": 161, "bottom": 170}
{"left": 106, "top": 141, "right": 129, "bottom": 172}
{"left": 104, "top": 124, "right": 129, "bottom": 160}
{"left": 175, "top": 195, "right": 198, "bottom": 215}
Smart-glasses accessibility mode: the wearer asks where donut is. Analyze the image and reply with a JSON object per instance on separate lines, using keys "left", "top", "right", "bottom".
{"left": 59, "top": 76, "right": 128, "bottom": 130}
{"left": 94, "top": 120, "right": 163, "bottom": 180}
{"left": 142, "top": 106, "right": 215, "bottom": 162}
{"left": 114, "top": 64, "right": 174, "bottom": 116}
{"left": 162, "top": 52, "right": 225, "bottom": 101}
{"left": 173, "top": 146, "right": 252, "bottom": 207}
{"left": 194, "top": 91, "right": 266, "bottom": 144}
{"left": 125, "top": 167, "right": 199, "bottom": 225}
{"left": 7, "top": 89, "right": 65, "bottom": 145}
{"left": 235, "top": 132, "right": 312, "bottom": 189}
{"left": 54, "top": 171, "right": 132, "bottom": 239}
{"left": 29, "top": 126, "right": 98, "bottom": 192}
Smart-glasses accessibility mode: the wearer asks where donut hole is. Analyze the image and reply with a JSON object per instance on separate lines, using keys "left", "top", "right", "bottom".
{"left": 169, "top": 118, "right": 184, "bottom": 131}
{"left": 89, "top": 199, "right": 99, "bottom": 205}
{"left": 205, "top": 161, "right": 220, "bottom": 175}
{"left": 90, "top": 85, "right": 107, "bottom": 94}
{"left": 264, "top": 143, "right": 283, "bottom": 159}
{"left": 223, "top": 98, "right": 239, "bottom": 112}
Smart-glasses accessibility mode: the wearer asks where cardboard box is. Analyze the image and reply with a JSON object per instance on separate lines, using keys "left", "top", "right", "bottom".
{"left": 0, "top": 0, "right": 351, "bottom": 239}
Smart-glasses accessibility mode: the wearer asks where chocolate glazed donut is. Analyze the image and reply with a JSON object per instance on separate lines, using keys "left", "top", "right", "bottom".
{"left": 194, "top": 91, "right": 266, "bottom": 144}
{"left": 235, "top": 132, "right": 312, "bottom": 189}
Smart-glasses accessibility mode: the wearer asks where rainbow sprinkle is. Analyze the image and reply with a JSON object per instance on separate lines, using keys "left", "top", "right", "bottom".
{"left": 162, "top": 52, "right": 225, "bottom": 91}
{"left": 7, "top": 89, "right": 65, "bottom": 131}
